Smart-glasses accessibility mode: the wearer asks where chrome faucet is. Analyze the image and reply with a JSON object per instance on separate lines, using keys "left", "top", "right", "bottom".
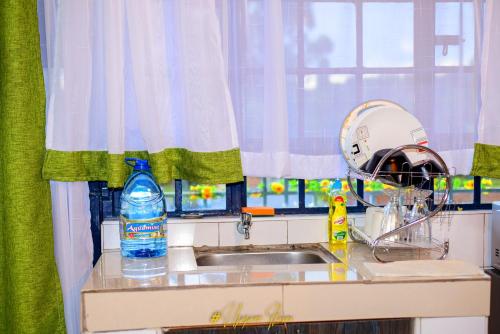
{"left": 237, "top": 212, "right": 253, "bottom": 239}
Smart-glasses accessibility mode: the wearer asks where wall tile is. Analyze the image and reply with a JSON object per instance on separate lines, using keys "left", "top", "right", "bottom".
{"left": 168, "top": 223, "right": 218, "bottom": 247}
{"left": 101, "top": 211, "right": 491, "bottom": 262}
{"left": 219, "top": 220, "right": 287, "bottom": 246}
{"left": 287, "top": 218, "right": 327, "bottom": 244}
{"left": 101, "top": 220, "right": 219, "bottom": 249}
{"left": 102, "top": 222, "right": 120, "bottom": 250}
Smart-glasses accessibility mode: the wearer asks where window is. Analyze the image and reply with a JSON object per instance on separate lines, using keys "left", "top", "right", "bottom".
{"left": 246, "top": 177, "right": 299, "bottom": 208}
{"left": 273, "top": 0, "right": 477, "bottom": 160}
{"left": 181, "top": 181, "right": 226, "bottom": 211}
{"left": 91, "top": 175, "right": 494, "bottom": 222}
{"left": 363, "top": 180, "right": 395, "bottom": 207}
{"left": 305, "top": 179, "right": 357, "bottom": 207}
{"left": 434, "top": 175, "right": 474, "bottom": 205}
{"left": 161, "top": 182, "right": 176, "bottom": 212}
{"left": 91, "top": 1, "right": 491, "bottom": 219}
{"left": 481, "top": 178, "right": 500, "bottom": 204}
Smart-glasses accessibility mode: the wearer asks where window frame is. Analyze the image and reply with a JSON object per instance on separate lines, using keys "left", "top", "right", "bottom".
{"left": 88, "top": 0, "right": 492, "bottom": 263}
{"left": 91, "top": 175, "right": 495, "bottom": 219}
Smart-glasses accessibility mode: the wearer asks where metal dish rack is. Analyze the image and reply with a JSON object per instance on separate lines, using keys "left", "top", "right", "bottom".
{"left": 346, "top": 144, "right": 453, "bottom": 263}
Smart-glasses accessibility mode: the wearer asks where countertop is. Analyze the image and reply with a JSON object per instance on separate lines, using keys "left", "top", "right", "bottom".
{"left": 82, "top": 243, "right": 488, "bottom": 292}
{"left": 81, "top": 243, "right": 491, "bottom": 332}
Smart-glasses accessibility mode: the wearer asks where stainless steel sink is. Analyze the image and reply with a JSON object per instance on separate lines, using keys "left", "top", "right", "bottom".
{"left": 195, "top": 244, "right": 339, "bottom": 266}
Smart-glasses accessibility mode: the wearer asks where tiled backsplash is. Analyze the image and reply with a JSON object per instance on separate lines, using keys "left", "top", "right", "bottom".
{"left": 102, "top": 215, "right": 344, "bottom": 250}
{"left": 169, "top": 223, "right": 219, "bottom": 247}
{"left": 102, "top": 211, "right": 492, "bottom": 267}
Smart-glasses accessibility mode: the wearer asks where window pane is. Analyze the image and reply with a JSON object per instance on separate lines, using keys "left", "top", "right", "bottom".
{"left": 363, "top": 3, "right": 413, "bottom": 67}
{"left": 452, "top": 176, "right": 474, "bottom": 204}
{"left": 482, "top": 178, "right": 500, "bottom": 203}
{"left": 304, "top": 2, "right": 356, "bottom": 68}
{"left": 160, "top": 182, "right": 175, "bottom": 212}
{"left": 246, "top": 177, "right": 299, "bottom": 208}
{"left": 305, "top": 179, "right": 357, "bottom": 208}
{"left": 245, "top": 1, "right": 264, "bottom": 68}
{"left": 287, "top": 75, "right": 300, "bottom": 142}
{"left": 363, "top": 180, "right": 396, "bottom": 206}
{"left": 363, "top": 74, "right": 414, "bottom": 111}
{"left": 432, "top": 73, "right": 476, "bottom": 148}
{"left": 240, "top": 74, "right": 298, "bottom": 151}
{"left": 435, "top": 2, "right": 475, "bottom": 66}
{"left": 283, "top": 0, "right": 298, "bottom": 68}
{"left": 241, "top": 73, "right": 264, "bottom": 149}
{"left": 300, "top": 74, "right": 356, "bottom": 154}
{"left": 434, "top": 175, "right": 474, "bottom": 205}
{"left": 245, "top": 0, "right": 298, "bottom": 68}
{"left": 181, "top": 181, "right": 226, "bottom": 211}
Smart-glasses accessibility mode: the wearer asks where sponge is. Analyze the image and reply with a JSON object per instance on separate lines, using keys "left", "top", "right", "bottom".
{"left": 241, "top": 207, "right": 275, "bottom": 216}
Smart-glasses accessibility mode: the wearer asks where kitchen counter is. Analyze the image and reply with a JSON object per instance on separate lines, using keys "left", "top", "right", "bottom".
{"left": 81, "top": 243, "right": 490, "bottom": 332}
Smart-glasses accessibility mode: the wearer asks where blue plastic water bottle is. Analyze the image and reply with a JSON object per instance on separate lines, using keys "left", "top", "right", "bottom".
{"left": 119, "top": 158, "right": 167, "bottom": 258}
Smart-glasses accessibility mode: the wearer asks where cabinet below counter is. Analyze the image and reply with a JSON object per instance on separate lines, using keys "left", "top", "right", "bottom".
{"left": 81, "top": 244, "right": 490, "bottom": 333}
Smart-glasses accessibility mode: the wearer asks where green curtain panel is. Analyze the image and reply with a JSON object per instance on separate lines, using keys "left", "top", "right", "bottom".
{"left": 0, "top": 1, "right": 65, "bottom": 333}
{"left": 43, "top": 148, "right": 244, "bottom": 188}
{"left": 471, "top": 143, "right": 500, "bottom": 179}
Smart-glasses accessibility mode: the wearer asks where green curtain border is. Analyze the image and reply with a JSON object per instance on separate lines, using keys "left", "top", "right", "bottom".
{"left": 43, "top": 148, "right": 244, "bottom": 187}
{"left": 470, "top": 143, "right": 500, "bottom": 179}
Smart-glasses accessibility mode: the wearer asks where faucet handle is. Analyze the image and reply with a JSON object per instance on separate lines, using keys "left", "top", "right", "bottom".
{"left": 241, "top": 212, "right": 252, "bottom": 226}
{"left": 237, "top": 212, "right": 253, "bottom": 239}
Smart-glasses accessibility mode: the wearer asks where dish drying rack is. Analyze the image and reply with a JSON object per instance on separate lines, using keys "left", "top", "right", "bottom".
{"left": 346, "top": 144, "right": 453, "bottom": 263}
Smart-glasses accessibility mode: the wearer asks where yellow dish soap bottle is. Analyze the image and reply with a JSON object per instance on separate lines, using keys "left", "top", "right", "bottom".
{"left": 328, "top": 179, "right": 348, "bottom": 244}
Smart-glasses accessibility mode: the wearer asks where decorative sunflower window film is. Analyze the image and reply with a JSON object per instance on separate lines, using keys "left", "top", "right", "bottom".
{"left": 305, "top": 179, "right": 357, "bottom": 208}
{"left": 481, "top": 178, "right": 500, "bottom": 203}
{"left": 160, "top": 182, "right": 176, "bottom": 212}
{"left": 181, "top": 181, "right": 226, "bottom": 211}
{"left": 433, "top": 175, "right": 474, "bottom": 205}
{"left": 246, "top": 177, "right": 299, "bottom": 208}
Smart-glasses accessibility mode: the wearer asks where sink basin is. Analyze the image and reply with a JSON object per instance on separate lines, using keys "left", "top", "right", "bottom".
{"left": 195, "top": 244, "right": 339, "bottom": 266}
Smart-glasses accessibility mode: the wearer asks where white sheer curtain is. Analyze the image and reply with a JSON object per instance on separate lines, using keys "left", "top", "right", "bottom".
{"left": 225, "top": 0, "right": 482, "bottom": 178}
{"left": 478, "top": 0, "right": 500, "bottom": 146}
{"left": 39, "top": 2, "right": 93, "bottom": 333}
{"left": 46, "top": 0, "right": 236, "bottom": 154}
{"left": 50, "top": 182, "right": 92, "bottom": 334}
{"left": 39, "top": 1, "right": 238, "bottom": 333}
{"left": 42, "top": 0, "right": 240, "bottom": 188}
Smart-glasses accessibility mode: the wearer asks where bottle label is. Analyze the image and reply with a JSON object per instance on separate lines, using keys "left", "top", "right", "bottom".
{"left": 333, "top": 231, "right": 347, "bottom": 240}
{"left": 333, "top": 216, "right": 346, "bottom": 225}
{"left": 120, "top": 215, "right": 167, "bottom": 240}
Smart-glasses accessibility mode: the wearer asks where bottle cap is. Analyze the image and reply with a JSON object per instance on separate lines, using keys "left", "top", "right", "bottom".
{"left": 125, "top": 158, "right": 151, "bottom": 171}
